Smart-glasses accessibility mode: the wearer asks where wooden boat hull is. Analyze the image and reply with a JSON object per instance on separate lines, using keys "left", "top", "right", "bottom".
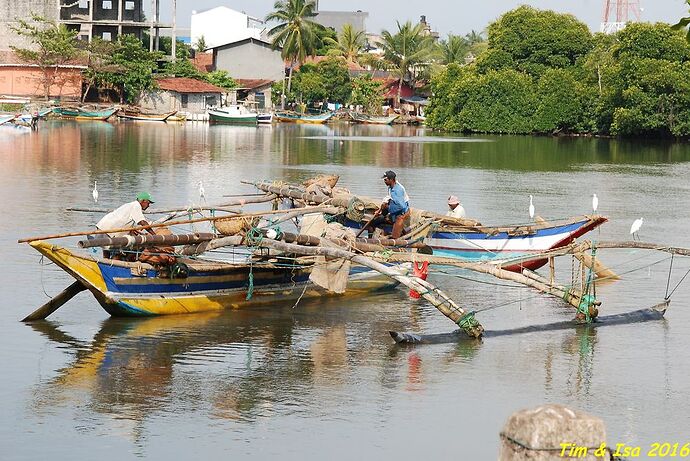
{"left": 53, "top": 107, "right": 118, "bottom": 120}
{"left": 30, "top": 241, "right": 399, "bottom": 317}
{"left": 0, "top": 114, "right": 15, "bottom": 125}
{"left": 257, "top": 113, "right": 273, "bottom": 124}
{"left": 425, "top": 216, "right": 607, "bottom": 271}
{"left": 208, "top": 109, "right": 257, "bottom": 124}
{"left": 274, "top": 111, "right": 333, "bottom": 124}
{"left": 117, "top": 110, "right": 177, "bottom": 121}
{"left": 349, "top": 112, "right": 399, "bottom": 125}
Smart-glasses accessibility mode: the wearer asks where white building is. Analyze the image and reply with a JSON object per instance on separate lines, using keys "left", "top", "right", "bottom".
{"left": 191, "top": 6, "right": 266, "bottom": 50}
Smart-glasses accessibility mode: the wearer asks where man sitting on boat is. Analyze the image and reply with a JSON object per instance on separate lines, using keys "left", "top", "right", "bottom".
{"left": 95, "top": 192, "right": 157, "bottom": 259}
{"left": 365, "top": 170, "right": 410, "bottom": 239}
{"left": 446, "top": 195, "right": 466, "bottom": 219}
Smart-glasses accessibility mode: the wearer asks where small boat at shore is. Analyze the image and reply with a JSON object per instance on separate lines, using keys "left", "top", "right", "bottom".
{"left": 274, "top": 111, "right": 334, "bottom": 124}
{"left": 208, "top": 105, "right": 258, "bottom": 124}
{"left": 257, "top": 113, "right": 273, "bottom": 124}
{"left": 53, "top": 106, "right": 118, "bottom": 120}
{"left": 117, "top": 109, "right": 178, "bottom": 122}
{"left": 349, "top": 112, "right": 399, "bottom": 125}
{"left": 0, "top": 114, "right": 15, "bottom": 125}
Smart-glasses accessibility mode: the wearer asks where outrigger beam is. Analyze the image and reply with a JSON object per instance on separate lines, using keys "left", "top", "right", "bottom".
{"left": 255, "top": 237, "right": 484, "bottom": 338}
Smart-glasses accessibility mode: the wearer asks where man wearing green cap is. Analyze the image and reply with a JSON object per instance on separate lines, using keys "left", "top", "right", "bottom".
{"left": 96, "top": 192, "right": 157, "bottom": 238}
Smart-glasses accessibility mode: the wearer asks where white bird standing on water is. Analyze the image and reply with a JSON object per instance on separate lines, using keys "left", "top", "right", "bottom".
{"left": 592, "top": 193, "right": 598, "bottom": 214}
{"left": 198, "top": 181, "right": 206, "bottom": 202}
{"left": 92, "top": 180, "right": 98, "bottom": 203}
{"left": 528, "top": 195, "right": 535, "bottom": 219}
{"left": 630, "top": 217, "right": 644, "bottom": 241}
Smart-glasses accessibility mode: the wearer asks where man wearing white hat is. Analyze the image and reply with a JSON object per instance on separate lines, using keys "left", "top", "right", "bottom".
{"left": 446, "top": 195, "right": 466, "bottom": 219}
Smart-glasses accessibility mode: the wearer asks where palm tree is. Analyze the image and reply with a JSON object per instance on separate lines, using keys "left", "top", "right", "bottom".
{"left": 438, "top": 33, "right": 469, "bottom": 65}
{"left": 266, "top": 0, "right": 322, "bottom": 93}
{"left": 378, "top": 21, "right": 434, "bottom": 106}
{"left": 326, "top": 23, "right": 365, "bottom": 62}
{"left": 465, "top": 30, "right": 485, "bottom": 46}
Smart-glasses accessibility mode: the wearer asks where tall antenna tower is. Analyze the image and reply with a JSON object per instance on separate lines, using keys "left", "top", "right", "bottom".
{"left": 600, "top": 0, "right": 642, "bottom": 34}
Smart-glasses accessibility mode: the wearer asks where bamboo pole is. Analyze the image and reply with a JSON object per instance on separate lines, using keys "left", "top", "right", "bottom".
{"left": 65, "top": 193, "right": 278, "bottom": 214}
{"left": 592, "top": 240, "right": 690, "bottom": 257}
{"left": 17, "top": 205, "right": 345, "bottom": 244}
{"left": 255, "top": 237, "right": 484, "bottom": 338}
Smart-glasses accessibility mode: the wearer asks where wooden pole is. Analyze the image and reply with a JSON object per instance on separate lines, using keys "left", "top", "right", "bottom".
{"left": 256, "top": 238, "right": 484, "bottom": 338}
{"left": 18, "top": 204, "right": 345, "bottom": 244}
{"left": 21, "top": 281, "right": 87, "bottom": 322}
{"left": 549, "top": 257, "right": 555, "bottom": 285}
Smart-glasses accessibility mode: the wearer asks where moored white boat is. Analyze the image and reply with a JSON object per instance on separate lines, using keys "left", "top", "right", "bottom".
{"left": 208, "top": 105, "right": 258, "bottom": 124}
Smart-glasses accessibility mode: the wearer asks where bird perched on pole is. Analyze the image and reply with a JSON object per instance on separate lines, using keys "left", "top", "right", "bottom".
{"left": 528, "top": 195, "right": 535, "bottom": 220}
{"left": 592, "top": 193, "right": 598, "bottom": 214}
{"left": 629, "top": 217, "right": 644, "bottom": 241}
{"left": 92, "top": 181, "right": 98, "bottom": 203}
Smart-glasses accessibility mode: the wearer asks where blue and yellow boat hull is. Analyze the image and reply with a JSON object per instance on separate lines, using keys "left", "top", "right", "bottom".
{"left": 30, "top": 241, "right": 399, "bottom": 317}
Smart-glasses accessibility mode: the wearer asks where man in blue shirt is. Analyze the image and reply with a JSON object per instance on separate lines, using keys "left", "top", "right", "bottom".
{"left": 365, "top": 170, "right": 410, "bottom": 238}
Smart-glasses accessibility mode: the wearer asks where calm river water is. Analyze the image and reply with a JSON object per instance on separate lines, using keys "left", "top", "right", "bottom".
{"left": 1, "top": 120, "right": 689, "bottom": 460}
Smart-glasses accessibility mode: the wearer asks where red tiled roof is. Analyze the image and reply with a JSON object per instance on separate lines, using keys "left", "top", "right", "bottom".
{"left": 155, "top": 77, "right": 225, "bottom": 94}
{"left": 235, "top": 78, "right": 274, "bottom": 90}
{"left": 192, "top": 52, "right": 213, "bottom": 73}
{"left": 0, "top": 50, "right": 87, "bottom": 67}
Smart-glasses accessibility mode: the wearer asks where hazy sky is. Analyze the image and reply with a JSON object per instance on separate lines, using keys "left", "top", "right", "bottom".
{"left": 165, "top": 0, "right": 689, "bottom": 35}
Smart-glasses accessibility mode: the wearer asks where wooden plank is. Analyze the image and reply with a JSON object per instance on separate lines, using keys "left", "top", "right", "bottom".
{"left": 22, "top": 281, "right": 87, "bottom": 322}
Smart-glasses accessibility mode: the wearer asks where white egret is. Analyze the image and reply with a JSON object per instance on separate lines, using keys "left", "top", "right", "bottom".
{"left": 92, "top": 180, "right": 98, "bottom": 203}
{"left": 198, "top": 181, "right": 206, "bottom": 202}
{"left": 629, "top": 217, "right": 644, "bottom": 241}
{"left": 592, "top": 193, "right": 598, "bottom": 214}
{"left": 528, "top": 195, "right": 535, "bottom": 219}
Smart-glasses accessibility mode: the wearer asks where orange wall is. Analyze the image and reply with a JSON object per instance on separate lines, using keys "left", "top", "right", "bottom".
{"left": 0, "top": 66, "right": 82, "bottom": 99}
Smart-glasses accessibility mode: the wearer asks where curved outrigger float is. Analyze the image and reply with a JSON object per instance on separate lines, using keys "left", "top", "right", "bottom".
{"left": 19, "top": 176, "right": 689, "bottom": 341}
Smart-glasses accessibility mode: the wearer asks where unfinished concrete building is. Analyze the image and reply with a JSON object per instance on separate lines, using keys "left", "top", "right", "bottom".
{"left": 1, "top": 0, "right": 166, "bottom": 51}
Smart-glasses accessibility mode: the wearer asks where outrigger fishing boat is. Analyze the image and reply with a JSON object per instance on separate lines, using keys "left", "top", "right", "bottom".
{"left": 248, "top": 181, "right": 607, "bottom": 272}
{"left": 53, "top": 106, "right": 118, "bottom": 120}
{"left": 20, "top": 176, "right": 687, "bottom": 341}
{"left": 117, "top": 109, "right": 178, "bottom": 122}
{"left": 348, "top": 112, "right": 399, "bottom": 125}
{"left": 274, "top": 111, "right": 334, "bottom": 124}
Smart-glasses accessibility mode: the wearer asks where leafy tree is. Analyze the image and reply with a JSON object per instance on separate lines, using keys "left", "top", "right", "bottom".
{"left": 10, "top": 14, "right": 81, "bottom": 100}
{"left": 98, "top": 34, "right": 162, "bottom": 103}
{"left": 314, "top": 26, "right": 338, "bottom": 55}
{"left": 316, "top": 56, "right": 351, "bottom": 103}
{"left": 204, "top": 70, "right": 237, "bottom": 91}
{"left": 349, "top": 74, "right": 385, "bottom": 113}
{"left": 195, "top": 35, "right": 208, "bottom": 51}
{"left": 378, "top": 21, "right": 434, "bottom": 105}
{"left": 325, "top": 24, "right": 365, "bottom": 62}
{"left": 266, "top": 0, "right": 323, "bottom": 92}
{"left": 82, "top": 38, "right": 118, "bottom": 102}
{"left": 162, "top": 58, "right": 203, "bottom": 79}
{"left": 486, "top": 6, "right": 592, "bottom": 76}
{"left": 672, "top": 0, "right": 690, "bottom": 42}
{"left": 158, "top": 36, "right": 193, "bottom": 59}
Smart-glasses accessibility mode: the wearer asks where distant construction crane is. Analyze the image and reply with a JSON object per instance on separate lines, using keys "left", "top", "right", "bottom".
{"left": 600, "top": 0, "right": 643, "bottom": 34}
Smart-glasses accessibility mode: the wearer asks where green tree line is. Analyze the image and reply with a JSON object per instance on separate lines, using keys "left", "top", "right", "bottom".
{"left": 426, "top": 6, "right": 690, "bottom": 137}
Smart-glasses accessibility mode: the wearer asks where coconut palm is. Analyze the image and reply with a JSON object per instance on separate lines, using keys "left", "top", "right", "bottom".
{"left": 378, "top": 21, "right": 434, "bottom": 105}
{"left": 326, "top": 23, "right": 366, "bottom": 62}
{"left": 266, "top": 0, "right": 322, "bottom": 93}
{"left": 438, "top": 33, "right": 469, "bottom": 64}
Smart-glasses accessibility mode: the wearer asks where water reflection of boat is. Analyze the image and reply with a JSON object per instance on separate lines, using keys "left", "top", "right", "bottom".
{"left": 274, "top": 111, "right": 334, "bottom": 124}
{"left": 28, "top": 240, "right": 399, "bottom": 317}
{"left": 348, "top": 112, "right": 399, "bottom": 125}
